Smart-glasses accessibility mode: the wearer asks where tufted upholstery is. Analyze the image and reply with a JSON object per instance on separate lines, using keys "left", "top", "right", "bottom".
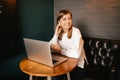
{"left": 83, "top": 37, "right": 120, "bottom": 80}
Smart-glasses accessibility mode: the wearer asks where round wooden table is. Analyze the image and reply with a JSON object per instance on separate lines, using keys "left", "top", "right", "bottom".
{"left": 19, "top": 58, "right": 78, "bottom": 80}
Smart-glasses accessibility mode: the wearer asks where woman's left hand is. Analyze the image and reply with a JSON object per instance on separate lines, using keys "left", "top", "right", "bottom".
{"left": 50, "top": 43, "right": 61, "bottom": 53}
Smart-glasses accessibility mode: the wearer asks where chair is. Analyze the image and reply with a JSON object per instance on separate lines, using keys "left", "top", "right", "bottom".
{"left": 83, "top": 37, "right": 120, "bottom": 80}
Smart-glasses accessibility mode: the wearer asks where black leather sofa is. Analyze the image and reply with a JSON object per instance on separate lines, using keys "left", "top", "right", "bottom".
{"left": 83, "top": 37, "right": 120, "bottom": 80}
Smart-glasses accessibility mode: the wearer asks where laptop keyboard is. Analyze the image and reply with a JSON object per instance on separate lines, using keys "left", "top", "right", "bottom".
{"left": 52, "top": 59, "right": 58, "bottom": 64}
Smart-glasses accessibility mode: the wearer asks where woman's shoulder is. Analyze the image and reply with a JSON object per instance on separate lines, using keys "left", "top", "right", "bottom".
{"left": 73, "top": 26, "right": 81, "bottom": 33}
{"left": 72, "top": 27, "right": 82, "bottom": 38}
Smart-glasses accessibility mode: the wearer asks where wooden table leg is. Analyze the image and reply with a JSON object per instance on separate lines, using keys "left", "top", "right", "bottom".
{"left": 29, "top": 75, "right": 33, "bottom": 80}
{"left": 47, "top": 76, "right": 52, "bottom": 80}
{"left": 67, "top": 72, "right": 71, "bottom": 80}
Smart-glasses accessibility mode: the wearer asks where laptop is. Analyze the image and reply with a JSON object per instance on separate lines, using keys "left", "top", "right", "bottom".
{"left": 23, "top": 38, "right": 68, "bottom": 67}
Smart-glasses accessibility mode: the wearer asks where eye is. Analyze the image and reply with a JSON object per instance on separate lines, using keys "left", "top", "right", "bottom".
{"left": 62, "top": 18, "right": 66, "bottom": 21}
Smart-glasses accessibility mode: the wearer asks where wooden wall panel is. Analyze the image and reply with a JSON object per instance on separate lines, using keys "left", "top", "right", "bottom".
{"left": 54, "top": 0, "right": 120, "bottom": 40}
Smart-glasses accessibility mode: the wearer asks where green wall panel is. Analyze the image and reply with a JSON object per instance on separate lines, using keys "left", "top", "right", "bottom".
{"left": 18, "top": 0, "right": 54, "bottom": 41}
{"left": 0, "top": 0, "right": 54, "bottom": 79}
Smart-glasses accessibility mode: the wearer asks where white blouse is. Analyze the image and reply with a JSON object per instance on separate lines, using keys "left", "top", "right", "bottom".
{"left": 49, "top": 27, "right": 87, "bottom": 68}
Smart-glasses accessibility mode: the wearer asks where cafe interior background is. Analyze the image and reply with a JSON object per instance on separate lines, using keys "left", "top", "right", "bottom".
{"left": 0, "top": 0, "right": 120, "bottom": 80}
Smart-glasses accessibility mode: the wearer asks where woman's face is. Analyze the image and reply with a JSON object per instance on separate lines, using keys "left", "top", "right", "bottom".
{"left": 59, "top": 14, "right": 72, "bottom": 32}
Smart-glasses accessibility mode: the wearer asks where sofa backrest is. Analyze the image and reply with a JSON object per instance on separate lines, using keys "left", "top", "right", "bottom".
{"left": 83, "top": 37, "right": 120, "bottom": 80}
{"left": 84, "top": 37, "right": 120, "bottom": 68}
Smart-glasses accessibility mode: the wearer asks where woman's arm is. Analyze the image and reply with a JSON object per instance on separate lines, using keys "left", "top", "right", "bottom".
{"left": 49, "top": 23, "right": 62, "bottom": 53}
{"left": 79, "top": 37, "right": 84, "bottom": 55}
{"left": 50, "top": 43, "right": 61, "bottom": 53}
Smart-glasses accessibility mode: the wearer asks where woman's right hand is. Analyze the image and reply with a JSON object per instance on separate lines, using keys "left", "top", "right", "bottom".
{"left": 55, "top": 23, "right": 62, "bottom": 36}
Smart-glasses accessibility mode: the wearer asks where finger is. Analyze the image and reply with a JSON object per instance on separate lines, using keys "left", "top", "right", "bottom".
{"left": 57, "top": 22, "right": 61, "bottom": 26}
{"left": 56, "top": 24, "right": 60, "bottom": 30}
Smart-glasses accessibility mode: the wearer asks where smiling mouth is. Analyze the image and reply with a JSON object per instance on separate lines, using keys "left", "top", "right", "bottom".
{"left": 66, "top": 23, "right": 70, "bottom": 26}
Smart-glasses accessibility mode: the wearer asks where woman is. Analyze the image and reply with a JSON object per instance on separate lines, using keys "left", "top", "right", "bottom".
{"left": 49, "top": 9, "right": 87, "bottom": 80}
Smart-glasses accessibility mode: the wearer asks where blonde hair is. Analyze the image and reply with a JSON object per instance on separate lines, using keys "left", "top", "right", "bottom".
{"left": 57, "top": 9, "right": 72, "bottom": 40}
